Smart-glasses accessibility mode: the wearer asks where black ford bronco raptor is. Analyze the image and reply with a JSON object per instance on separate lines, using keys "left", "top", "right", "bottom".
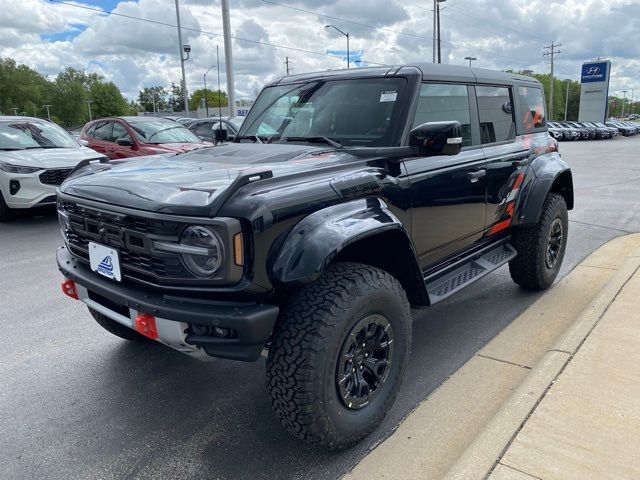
{"left": 57, "top": 64, "right": 572, "bottom": 450}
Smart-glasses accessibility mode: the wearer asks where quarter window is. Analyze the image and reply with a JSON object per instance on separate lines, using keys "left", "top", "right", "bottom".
{"left": 476, "top": 86, "right": 515, "bottom": 144}
{"left": 519, "top": 86, "right": 546, "bottom": 130}
{"left": 412, "top": 83, "right": 472, "bottom": 147}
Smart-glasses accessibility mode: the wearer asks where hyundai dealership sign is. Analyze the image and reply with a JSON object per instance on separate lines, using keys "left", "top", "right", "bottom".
{"left": 581, "top": 62, "right": 608, "bottom": 83}
{"left": 578, "top": 60, "right": 611, "bottom": 122}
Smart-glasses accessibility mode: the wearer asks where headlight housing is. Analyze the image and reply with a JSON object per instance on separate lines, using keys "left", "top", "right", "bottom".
{"left": 0, "top": 162, "right": 42, "bottom": 174}
{"left": 179, "top": 226, "right": 224, "bottom": 277}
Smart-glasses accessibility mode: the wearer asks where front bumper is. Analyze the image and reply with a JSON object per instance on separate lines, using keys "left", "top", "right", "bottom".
{"left": 57, "top": 247, "right": 279, "bottom": 361}
{"left": 1, "top": 171, "right": 58, "bottom": 209}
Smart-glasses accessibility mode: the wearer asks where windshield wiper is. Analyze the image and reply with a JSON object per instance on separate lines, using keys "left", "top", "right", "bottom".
{"left": 234, "top": 135, "right": 263, "bottom": 144}
{"left": 0, "top": 147, "right": 24, "bottom": 151}
{"left": 147, "top": 126, "right": 184, "bottom": 142}
{"left": 283, "top": 136, "right": 343, "bottom": 149}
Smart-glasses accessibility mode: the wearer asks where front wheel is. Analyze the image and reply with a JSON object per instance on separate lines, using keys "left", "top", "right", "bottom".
{"left": 0, "top": 192, "right": 14, "bottom": 221}
{"left": 509, "top": 193, "right": 568, "bottom": 290}
{"left": 266, "top": 262, "right": 412, "bottom": 450}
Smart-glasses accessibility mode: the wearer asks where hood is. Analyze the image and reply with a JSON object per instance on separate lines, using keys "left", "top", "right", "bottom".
{"left": 0, "top": 146, "right": 105, "bottom": 169}
{"left": 146, "top": 142, "right": 212, "bottom": 154}
{"left": 60, "top": 143, "right": 360, "bottom": 215}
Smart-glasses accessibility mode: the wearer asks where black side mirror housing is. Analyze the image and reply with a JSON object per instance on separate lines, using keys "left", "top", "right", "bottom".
{"left": 214, "top": 128, "right": 228, "bottom": 144}
{"left": 116, "top": 137, "right": 133, "bottom": 147}
{"left": 408, "top": 121, "right": 463, "bottom": 157}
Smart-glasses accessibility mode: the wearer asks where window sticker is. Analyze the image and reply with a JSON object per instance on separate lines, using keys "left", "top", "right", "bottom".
{"left": 379, "top": 91, "right": 397, "bottom": 102}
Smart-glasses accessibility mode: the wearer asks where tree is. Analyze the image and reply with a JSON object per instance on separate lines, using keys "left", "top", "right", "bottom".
{"left": 0, "top": 58, "right": 50, "bottom": 116}
{"left": 90, "top": 81, "right": 129, "bottom": 118}
{"left": 168, "top": 82, "right": 185, "bottom": 112}
{"left": 138, "top": 86, "right": 168, "bottom": 113}
{"left": 188, "top": 88, "right": 228, "bottom": 111}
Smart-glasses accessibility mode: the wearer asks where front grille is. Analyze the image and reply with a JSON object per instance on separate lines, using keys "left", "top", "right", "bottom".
{"left": 40, "top": 169, "right": 72, "bottom": 186}
{"left": 59, "top": 200, "right": 195, "bottom": 283}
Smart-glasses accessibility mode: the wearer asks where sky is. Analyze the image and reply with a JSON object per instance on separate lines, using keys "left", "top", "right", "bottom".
{"left": 1, "top": 0, "right": 639, "bottom": 102}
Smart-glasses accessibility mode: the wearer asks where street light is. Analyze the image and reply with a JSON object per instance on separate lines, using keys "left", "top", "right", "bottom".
{"left": 464, "top": 56, "right": 477, "bottom": 67}
{"left": 10, "top": 107, "right": 18, "bottom": 116}
{"left": 174, "top": 0, "right": 190, "bottom": 115}
{"left": 325, "top": 24, "right": 350, "bottom": 69}
{"left": 203, "top": 45, "right": 223, "bottom": 119}
{"left": 86, "top": 100, "right": 93, "bottom": 122}
{"left": 621, "top": 90, "right": 628, "bottom": 118}
{"left": 43, "top": 104, "right": 51, "bottom": 120}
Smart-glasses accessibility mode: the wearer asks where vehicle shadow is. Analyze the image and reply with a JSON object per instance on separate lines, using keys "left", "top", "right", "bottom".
{"left": 91, "top": 271, "right": 541, "bottom": 480}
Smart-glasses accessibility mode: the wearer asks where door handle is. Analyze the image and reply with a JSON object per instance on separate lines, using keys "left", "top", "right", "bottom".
{"left": 512, "top": 159, "right": 529, "bottom": 167}
{"left": 467, "top": 169, "right": 486, "bottom": 183}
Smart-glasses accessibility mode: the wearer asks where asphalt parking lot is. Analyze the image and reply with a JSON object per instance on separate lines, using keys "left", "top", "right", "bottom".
{"left": 1, "top": 137, "right": 639, "bottom": 480}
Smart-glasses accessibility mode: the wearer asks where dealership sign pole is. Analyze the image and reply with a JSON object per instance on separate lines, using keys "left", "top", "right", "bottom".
{"left": 221, "top": 0, "right": 236, "bottom": 118}
{"left": 578, "top": 60, "right": 612, "bottom": 122}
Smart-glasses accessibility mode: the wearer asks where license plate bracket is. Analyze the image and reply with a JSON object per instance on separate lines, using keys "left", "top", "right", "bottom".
{"left": 88, "top": 242, "right": 122, "bottom": 281}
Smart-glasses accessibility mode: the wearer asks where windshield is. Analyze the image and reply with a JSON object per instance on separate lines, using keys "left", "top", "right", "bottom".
{"left": 238, "top": 78, "right": 407, "bottom": 147}
{"left": 0, "top": 120, "right": 78, "bottom": 150}
{"left": 128, "top": 120, "right": 202, "bottom": 144}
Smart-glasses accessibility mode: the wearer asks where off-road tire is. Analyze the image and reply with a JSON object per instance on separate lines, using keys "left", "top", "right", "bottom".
{"left": 0, "top": 192, "right": 14, "bottom": 221}
{"left": 88, "top": 307, "right": 149, "bottom": 342}
{"left": 266, "top": 262, "right": 412, "bottom": 450}
{"left": 509, "top": 193, "right": 568, "bottom": 290}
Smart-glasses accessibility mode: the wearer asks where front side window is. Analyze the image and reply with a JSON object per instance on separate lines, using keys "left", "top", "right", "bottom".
{"left": 412, "top": 83, "right": 472, "bottom": 147}
{"left": 195, "top": 122, "right": 213, "bottom": 137}
{"left": 0, "top": 120, "right": 78, "bottom": 150}
{"left": 519, "top": 86, "right": 546, "bottom": 130}
{"left": 239, "top": 78, "right": 407, "bottom": 147}
{"left": 476, "top": 86, "right": 515, "bottom": 144}
{"left": 128, "top": 120, "right": 202, "bottom": 144}
{"left": 93, "top": 122, "right": 112, "bottom": 141}
{"left": 111, "top": 122, "right": 131, "bottom": 142}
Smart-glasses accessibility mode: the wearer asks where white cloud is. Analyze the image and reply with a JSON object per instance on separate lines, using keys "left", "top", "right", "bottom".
{"left": 1, "top": 0, "right": 639, "bottom": 101}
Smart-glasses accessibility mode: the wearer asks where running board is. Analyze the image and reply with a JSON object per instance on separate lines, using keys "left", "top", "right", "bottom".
{"left": 424, "top": 243, "right": 517, "bottom": 304}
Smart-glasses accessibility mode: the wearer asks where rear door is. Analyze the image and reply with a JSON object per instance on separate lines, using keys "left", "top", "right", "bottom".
{"left": 405, "top": 83, "right": 487, "bottom": 269}
{"left": 477, "top": 85, "right": 528, "bottom": 235}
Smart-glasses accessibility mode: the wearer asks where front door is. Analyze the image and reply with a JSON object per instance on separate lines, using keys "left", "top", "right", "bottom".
{"left": 405, "top": 83, "right": 487, "bottom": 269}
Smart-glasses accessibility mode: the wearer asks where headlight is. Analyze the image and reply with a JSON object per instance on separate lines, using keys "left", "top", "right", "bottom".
{"left": 0, "top": 162, "right": 42, "bottom": 174}
{"left": 179, "top": 226, "right": 224, "bottom": 277}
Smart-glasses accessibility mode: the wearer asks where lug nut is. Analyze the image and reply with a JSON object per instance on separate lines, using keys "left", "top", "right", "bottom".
{"left": 362, "top": 343, "right": 366, "bottom": 348}
{"left": 359, "top": 365, "right": 364, "bottom": 371}
{"left": 352, "top": 368, "right": 356, "bottom": 373}
{"left": 365, "top": 353, "right": 369, "bottom": 358}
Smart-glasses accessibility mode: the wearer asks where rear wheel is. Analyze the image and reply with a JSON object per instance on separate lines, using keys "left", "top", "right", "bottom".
{"left": 266, "top": 262, "right": 412, "bottom": 450}
{"left": 88, "top": 307, "right": 149, "bottom": 342}
{"left": 509, "top": 193, "right": 568, "bottom": 290}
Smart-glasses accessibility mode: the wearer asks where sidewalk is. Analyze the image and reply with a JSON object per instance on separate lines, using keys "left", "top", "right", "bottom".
{"left": 345, "top": 234, "right": 640, "bottom": 480}
{"left": 485, "top": 262, "right": 640, "bottom": 480}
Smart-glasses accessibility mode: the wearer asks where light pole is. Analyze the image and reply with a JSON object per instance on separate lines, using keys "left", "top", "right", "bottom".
{"left": 629, "top": 88, "right": 635, "bottom": 116}
{"left": 149, "top": 92, "right": 158, "bottom": 116}
{"left": 564, "top": 79, "right": 570, "bottom": 121}
{"left": 325, "top": 25, "right": 350, "bottom": 69}
{"left": 436, "top": 0, "right": 446, "bottom": 63}
{"left": 10, "top": 107, "right": 18, "bottom": 115}
{"left": 464, "top": 56, "right": 476, "bottom": 67}
{"left": 86, "top": 100, "right": 93, "bottom": 122}
{"left": 621, "top": 90, "right": 628, "bottom": 118}
{"left": 204, "top": 64, "right": 216, "bottom": 117}
{"left": 43, "top": 104, "right": 51, "bottom": 120}
{"left": 174, "top": 0, "right": 190, "bottom": 115}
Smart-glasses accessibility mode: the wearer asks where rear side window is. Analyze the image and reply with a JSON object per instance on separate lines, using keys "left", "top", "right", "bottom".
{"left": 412, "top": 83, "right": 471, "bottom": 147}
{"left": 476, "top": 86, "right": 515, "bottom": 144}
{"left": 519, "top": 86, "right": 546, "bottom": 130}
{"left": 195, "top": 122, "right": 213, "bottom": 136}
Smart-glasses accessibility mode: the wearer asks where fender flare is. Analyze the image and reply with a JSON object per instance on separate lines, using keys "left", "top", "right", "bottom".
{"left": 270, "top": 197, "right": 421, "bottom": 288}
{"left": 517, "top": 152, "right": 573, "bottom": 227}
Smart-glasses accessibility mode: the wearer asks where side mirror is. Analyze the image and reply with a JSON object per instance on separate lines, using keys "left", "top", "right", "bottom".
{"left": 214, "top": 128, "right": 228, "bottom": 144}
{"left": 78, "top": 139, "right": 89, "bottom": 147}
{"left": 408, "top": 121, "right": 463, "bottom": 157}
{"left": 116, "top": 137, "right": 133, "bottom": 147}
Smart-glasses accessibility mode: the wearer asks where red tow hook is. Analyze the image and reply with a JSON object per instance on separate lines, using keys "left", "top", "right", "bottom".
{"left": 135, "top": 313, "right": 158, "bottom": 340}
{"left": 61, "top": 278, "right": 79, "bottom": 300}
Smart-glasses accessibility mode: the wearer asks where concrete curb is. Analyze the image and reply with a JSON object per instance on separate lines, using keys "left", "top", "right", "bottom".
{"left": 443, "top": 251, "right": 640, "bottom": 480}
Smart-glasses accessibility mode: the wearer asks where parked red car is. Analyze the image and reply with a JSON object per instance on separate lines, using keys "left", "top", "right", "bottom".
{"left": 80, "top": 116, "right": 210, "bottom": 159}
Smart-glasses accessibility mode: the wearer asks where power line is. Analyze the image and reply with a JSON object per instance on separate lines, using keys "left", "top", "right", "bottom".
{"left": 47, "top": 0, "right": 388, "bottom": 66}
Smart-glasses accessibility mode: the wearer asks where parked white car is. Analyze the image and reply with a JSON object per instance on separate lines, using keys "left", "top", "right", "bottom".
{"left": 0, "top": 116, "right": 107, "bottom": 220}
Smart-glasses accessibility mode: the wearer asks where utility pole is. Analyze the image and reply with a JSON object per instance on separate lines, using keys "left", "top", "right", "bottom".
{"left": 285, "top": 56, "right": 292, "bottom": 75}
{"left": 43, "top": 104, "right": 51, "bottom": 120}
{"left": 221, "top": 0, "right": 236, "bottom": 117}
{"left": 175, "top": 0, "right": 189, "bottom": 115}
{"left": 629, "top": 89, "right": 635, "bottom": 116}
{"left": 432, "top": 0, "right": 436, "bottom": 63}
{"left": 564, "top": 79, "right": 570, "bottom": 121}
{"left": 86, "top": 100, "right": 93, "bottom": 122}
{"left": 621, "top": 90, "right": 628, "bottom": 118}
{"left": 436, "top": 1, "right": 443, "bottom": 63}
{"left": 543, "top": 42, "right": 561, "bottom": 120}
